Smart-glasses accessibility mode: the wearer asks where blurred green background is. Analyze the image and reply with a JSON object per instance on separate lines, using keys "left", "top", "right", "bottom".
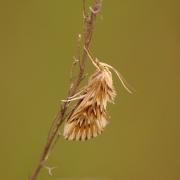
{"left": 0, "top": 0, "right": 180, "bottom": 180}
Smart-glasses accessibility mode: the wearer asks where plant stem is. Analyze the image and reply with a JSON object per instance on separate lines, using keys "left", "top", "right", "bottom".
{"left": 29, "top": 1, "right": 102, "bottom": 180}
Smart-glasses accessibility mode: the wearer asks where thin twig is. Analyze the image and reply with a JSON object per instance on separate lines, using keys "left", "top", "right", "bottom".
{"left": 29, "top": 1, "right": 102, "bottom": 180}
{"left": 83, "top": 0, "right": 87, "bottom": 18}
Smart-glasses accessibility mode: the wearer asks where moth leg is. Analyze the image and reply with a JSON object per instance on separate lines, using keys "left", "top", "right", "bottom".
{"left": 103, "top": 63, "right": 133, "bottom": 94}
{"left": 61, "top": 94, "right": 85, "bottom": 102}
{"left": 68, "top": 87, "right": 86, "bottom": 99}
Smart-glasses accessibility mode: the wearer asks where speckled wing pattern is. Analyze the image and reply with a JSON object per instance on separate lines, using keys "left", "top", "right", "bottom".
{"left": 63, "top": 62, "right": 116, "bottom": 141}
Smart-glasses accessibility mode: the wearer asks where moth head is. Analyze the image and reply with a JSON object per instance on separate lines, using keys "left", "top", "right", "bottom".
{"left": 84, "top": 46, "right": 133, "bottom": 94}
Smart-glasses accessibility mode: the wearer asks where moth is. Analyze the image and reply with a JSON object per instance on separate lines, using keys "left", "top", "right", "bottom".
{"left": 63, "top": 47, "right": 132, "bottom": 141}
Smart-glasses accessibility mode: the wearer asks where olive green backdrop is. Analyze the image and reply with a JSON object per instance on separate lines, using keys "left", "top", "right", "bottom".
{"left": 0, "top": 0, "right": 180, "bottom": 180}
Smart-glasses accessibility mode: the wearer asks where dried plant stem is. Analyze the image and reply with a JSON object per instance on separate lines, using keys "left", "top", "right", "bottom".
{"left": 29, "top": 1, "right": 102, "bottom": 180}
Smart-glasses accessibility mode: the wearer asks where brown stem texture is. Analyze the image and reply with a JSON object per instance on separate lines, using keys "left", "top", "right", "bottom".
{"left": 29, "top": 1, "right": 102, "bottom": 180}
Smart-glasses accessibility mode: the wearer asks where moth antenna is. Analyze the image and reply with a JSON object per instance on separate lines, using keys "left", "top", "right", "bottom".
{"left": 84, "top": 46, "right": 100, "bottom": 69}
{"left": 103, "top": 63, "right": 133, "bottom": 94}
{"left": 84, "top": 46, "right": 133, "bottom": 93}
